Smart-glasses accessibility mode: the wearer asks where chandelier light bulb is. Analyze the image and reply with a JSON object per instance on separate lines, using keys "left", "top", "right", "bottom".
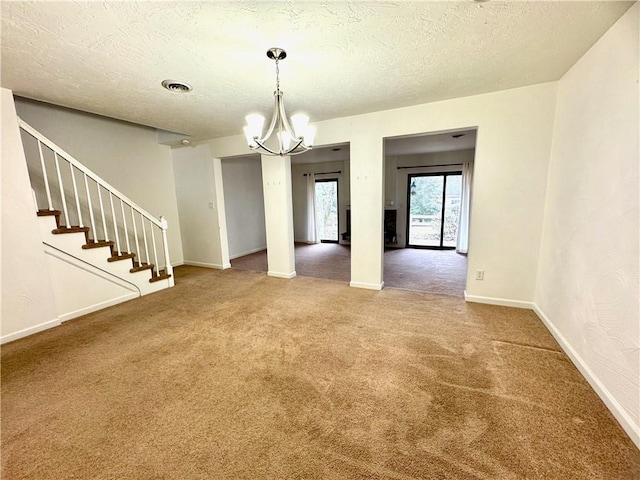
{"left": 278, "top": 131, "right": 292, "bottom": 150}
{"left": 303, "top": 126, "right": 316, "bottom": 147}
{"left": 243, "top": 126, "right": 258, "bottom": 147}
{"left": 243, "top": 48, "right": 315, "bottom": 156}
{"left": 245, "top": 113, "right": 265, "bottom": 139}
{"left": 291, "top": 113, "right": 309, "bottom": 138}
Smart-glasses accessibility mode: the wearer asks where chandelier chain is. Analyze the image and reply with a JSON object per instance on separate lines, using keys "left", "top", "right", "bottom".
{"left": 275, "top": 59, "right": 280, "bottom": 92}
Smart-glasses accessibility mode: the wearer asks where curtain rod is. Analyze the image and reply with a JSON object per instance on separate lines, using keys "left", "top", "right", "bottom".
{"left": 397, "top": 163, "right": 463, "bottom": 170}
{"left": 303, "top": 171, "right": 341, "bottom": 176}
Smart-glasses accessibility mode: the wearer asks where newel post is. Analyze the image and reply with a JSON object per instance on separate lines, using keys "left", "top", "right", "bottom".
{"left": 160, "top": 216, "right": 174, "bottom": 286}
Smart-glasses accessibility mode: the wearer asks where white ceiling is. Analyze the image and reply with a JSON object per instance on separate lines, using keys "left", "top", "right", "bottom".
{"left": 1, "top": 1, "right": 633, "bottom": 140}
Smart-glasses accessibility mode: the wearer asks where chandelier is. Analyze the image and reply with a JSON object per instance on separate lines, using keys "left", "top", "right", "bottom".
{"left": 243, "top": 48, "right": 316, "bottom": 156}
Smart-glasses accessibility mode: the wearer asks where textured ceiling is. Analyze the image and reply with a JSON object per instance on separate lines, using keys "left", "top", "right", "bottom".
{"left": 1, "top": 1, "right": 633, "bottom": 140}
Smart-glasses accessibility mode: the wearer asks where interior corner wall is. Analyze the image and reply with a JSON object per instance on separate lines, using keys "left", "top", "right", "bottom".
{"left": 171, "top": 145, "right": 227, "bottom": 268}
{"left": 221, "top": 156, "right": 266, "bottom": 259}
{"left": 534, "top": 3, "right": 639, "bottom": 446}
{"left": 1, "top": 88, "right": 59, "bottom": 342}
{"left": 13, "top": 98, "right": 184, "bottom": 266}
{"left": 291, "top": 160, "right": 350, "bottom": 244}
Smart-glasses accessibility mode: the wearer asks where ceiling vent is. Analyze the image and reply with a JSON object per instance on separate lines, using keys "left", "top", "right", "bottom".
{"left": 161, "top": 80, "right": 192, "bottom": 93}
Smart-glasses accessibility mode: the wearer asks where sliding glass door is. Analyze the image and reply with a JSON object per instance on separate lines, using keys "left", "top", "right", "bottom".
{"left": 407, "top": 172, "right": 461, "bottom": 249}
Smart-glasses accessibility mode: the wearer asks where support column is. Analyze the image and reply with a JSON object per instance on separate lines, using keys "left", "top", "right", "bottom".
{"left": 261, "top": 154, "right": 296, "bottom": 278}
{"left": 212, "top": 157, "right": 231, "bottom": 269}
{"left": 349, "top": 136, "right": 385, "bottom": 290}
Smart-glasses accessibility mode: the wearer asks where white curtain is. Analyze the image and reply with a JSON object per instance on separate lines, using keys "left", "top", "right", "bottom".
{"left": 305, "top": 173, "right": 319, "bottom": 244}
{"left": 456, "top": 162, "right": 473, "bottom": 254}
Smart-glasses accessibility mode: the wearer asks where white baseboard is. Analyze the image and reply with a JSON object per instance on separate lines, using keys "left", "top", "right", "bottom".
{"left": 58, "top": 292, "right": 139, "bottom": 322}
{"left": 229, "top": 246, "right": 267, "bottom": 260}
{"left": 183, "top": 261, "right": 231, "bottom": 270}
{"left": 464, "top": 291, "right": 534, "bottom": 309}
{"left": 350, "top": 281, "right": 384, "bottom": 290}
{"left": 532, "top": 304, "right": 640, "bottom": 449}
{"left": 1, "top": 318, "right": 61, "bottom": 345}
{"left": 267, "top": 271, "right": 297, "bottom": 279}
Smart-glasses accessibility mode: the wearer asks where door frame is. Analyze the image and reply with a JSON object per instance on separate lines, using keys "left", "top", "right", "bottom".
{"left": 406, "top": 171, "right": 461, "bottom": 250}
{"left": 315, "top": 178, "right": 339, "bottom": 243}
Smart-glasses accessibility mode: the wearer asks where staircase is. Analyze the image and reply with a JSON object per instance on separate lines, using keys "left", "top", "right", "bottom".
{"left": 19, "top": 117, "right": 174, "bottom": 305}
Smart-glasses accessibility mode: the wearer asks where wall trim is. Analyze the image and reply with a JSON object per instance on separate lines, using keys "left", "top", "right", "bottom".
{"left": 532, "top": 303, "right": 640, "bottom": 449}
{"left": 350, "top": 281, "right": 384, "bottom": 290}
{"left": 464, "top": 291, "right": 534, "bottom": 309}
{"left": 267, "top": 271, "right": 297, "bottom": 279}
{"left": 183, "top": 261, "right": 230, "bottom": 270}
{"left": 229, "top": 246, "right": 267, "bottom": 260}
{"left": 1, "top": 318, "right": 61, "bottom": 345}
{"left": 58, "top": 292, "right": 139, "bottom": 322}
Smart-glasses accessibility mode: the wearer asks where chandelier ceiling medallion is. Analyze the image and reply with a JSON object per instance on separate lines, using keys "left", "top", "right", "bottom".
{"left": 243, "top": 48, "right": 316, "bottom": 156}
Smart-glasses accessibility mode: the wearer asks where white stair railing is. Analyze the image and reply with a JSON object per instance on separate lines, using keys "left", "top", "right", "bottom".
{"left": 18, "top": 117, "right": 173, "bottom": 284}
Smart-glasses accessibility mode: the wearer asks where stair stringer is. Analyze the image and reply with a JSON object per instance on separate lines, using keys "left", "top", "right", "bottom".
{"left": 38, "top": 215, "right": 171, "bottom": 297}
{"left": 43, "top": 244, "right": 140, "bottom": 322}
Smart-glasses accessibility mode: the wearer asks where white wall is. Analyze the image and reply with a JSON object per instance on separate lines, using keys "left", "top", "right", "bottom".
{"left": 1, "top": 88, "right": 59, "bottom": 342}
{"left": 291, "top": 160, "right": 350, "bottom": 244}
{"left": 535, "top": 4, "right": 639, "bottom": 446}
{"left": 14, "top": 98, "right": 184, "bottom": 265}
{"left": 390, "top": 149, "right": 476, "bottom": 248}
{"left": 221, "top": 156, "right": 266, "bottom": 259}
{"left": 44, "top": 246, "right": 138, "bottom": 322}
{"left": 172, "top": 145, "right": 229, "bottom": 269}
{"left": 206, "top": 81, "right": 557, "bottom": 300}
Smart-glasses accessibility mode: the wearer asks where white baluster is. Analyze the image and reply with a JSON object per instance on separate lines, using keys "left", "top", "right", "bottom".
{"left": 131, "top": 207, "right": 141, "bottom": 267}
{"left": 97, "top": 184, "right": 109, "bottom": 242}
{"left": 120, "top": 199, "right": 131, "bottom": 255}
{"left": 69, "top": 162, "right": 83, "bottom": 227}
{"left": 109, "top": 191, "right": 121, "bottom": 255}
{"left": 53, "top": 152, "right": 70, "bottom": 228}
{"left": 151, "top": 223, "right": 160, "bottom": 277}
{"left": 37, "top": 140, "right": 53, "bottom": 211}
{"left": 141, "top": 213, "right": 150, "bottom": 268}
{"left": 84, "top": 174, "right": 97, "bottom": 239}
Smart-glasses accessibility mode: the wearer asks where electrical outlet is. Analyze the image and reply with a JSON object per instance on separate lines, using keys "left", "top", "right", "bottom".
{"left": 475, "top": 269, "right": 484, "bottom": 281}
{"left": 208, "top": 202, "right": 214, "bottom": 209}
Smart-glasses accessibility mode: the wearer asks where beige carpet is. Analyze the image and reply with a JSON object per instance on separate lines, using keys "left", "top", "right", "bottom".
{"left": 2, "top": 266, "right": 639, "bottom": 479}
{"left": 231, "top": 243, "right": 351, "bottom": 283}
{"left": 384, "top": 249, "right": 467, "bottom": 296}
{"left": 232, "top": 244, "right": 467, "bottom": 296}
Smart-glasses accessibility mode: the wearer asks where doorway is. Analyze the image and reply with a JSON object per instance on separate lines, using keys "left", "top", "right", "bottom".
{"left": 406, "top": 172, "right": 462, "bottom": 249}
{"left": 315, "top": 178, "right": 339, "bottom": 243}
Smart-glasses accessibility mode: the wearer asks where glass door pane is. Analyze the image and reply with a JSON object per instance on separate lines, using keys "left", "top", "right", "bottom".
{"left": 315, "top": 179, "right": 338, "bottom": 242}
{"left": 442, "top": 174, "right": 462, "bottom": 247}
{"left": 408, "top": 175, "right": 443, "bottom": 247}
